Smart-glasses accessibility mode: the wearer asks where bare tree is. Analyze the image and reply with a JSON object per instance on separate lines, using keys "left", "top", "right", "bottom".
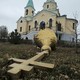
{"left": 0, "top": 25, "right": 8, "bottom": 40}
{"left": 73, "top": 12, "right": 80, "bottom": 53}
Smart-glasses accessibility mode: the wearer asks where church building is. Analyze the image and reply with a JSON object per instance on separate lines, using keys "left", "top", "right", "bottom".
{"left": 17, "top": 0, "right": 78, "bottom": 42}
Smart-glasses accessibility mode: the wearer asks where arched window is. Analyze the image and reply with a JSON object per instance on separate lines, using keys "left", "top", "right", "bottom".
{"left": 49, "top": 18, "right": 52, "bottom": 28}
{"left": 32, "top": 11, "right": 34, "bottom": 16}
{"left": 47, "top": 5, "right": 49, "bottom": 8}
{"left": 73, "top": 23, "right": 75, "bottom": 30}
{"left": 35, "top": 21, "right": 38, "bottom": 31}
{"left": 57, "top": 22, "right": 61, "bottom": 31}
{"left": 26, "top": 9, "right": 28, "bottom": 15}
{"left": 20, "top": 20, "right": 23, "bottom": 23}
{"left": 20, "top": 27, "right": 22, "bottom": 32}
{"left": 29, "top": 25, "right": 31, "bottom": 31}
{"left": 32, "top": 11, "right": 34, "bottom": 14}
{"left": 34, "top": 21, "right": 38, "bottom": 28}
{"left": 40, "top": 21, "right": 45, "bottom": 29}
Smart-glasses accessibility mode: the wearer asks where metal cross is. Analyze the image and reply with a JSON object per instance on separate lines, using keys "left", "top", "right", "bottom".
{"left": 8, "top": 51, "right": 54, "bottom": 74}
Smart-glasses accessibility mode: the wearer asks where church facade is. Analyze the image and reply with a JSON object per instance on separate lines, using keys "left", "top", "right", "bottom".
{"left": 17, "top": 0, "right": 78, "bottom": 41}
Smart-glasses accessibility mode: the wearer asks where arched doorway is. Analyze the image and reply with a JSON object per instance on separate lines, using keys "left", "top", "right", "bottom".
{"left": 40, "top": 21, "right": 45, "bottom": 29}
{"left": 49, "top": 18, "right": 52, "bottom": 28}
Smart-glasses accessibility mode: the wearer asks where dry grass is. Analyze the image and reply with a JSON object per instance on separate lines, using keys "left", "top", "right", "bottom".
{"left": 0, "top": 42, "right": 37, "bottom": 59}
{"left": 0, "top": 42, "right": 80, "bottom": 80}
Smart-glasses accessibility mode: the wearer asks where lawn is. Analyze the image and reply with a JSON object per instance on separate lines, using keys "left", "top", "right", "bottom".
{"left": 0, "top": 42, "right": 80, "bottom": 80}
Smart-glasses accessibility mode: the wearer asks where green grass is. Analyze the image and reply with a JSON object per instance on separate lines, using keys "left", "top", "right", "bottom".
{"left": 0, "top": 42, "right": 80, "bottom": 80}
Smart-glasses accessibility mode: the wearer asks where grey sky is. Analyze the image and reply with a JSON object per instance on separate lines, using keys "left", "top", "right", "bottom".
{"left": 0, "top": 0, "right": 80, "bottom": 33}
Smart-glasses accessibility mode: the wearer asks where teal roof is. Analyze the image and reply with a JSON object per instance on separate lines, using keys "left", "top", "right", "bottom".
{"left": 47, "top": 0, "right": 55, "bottom": 2}
{"left": 25, "top": 0, "right": 35, "bottom": 10}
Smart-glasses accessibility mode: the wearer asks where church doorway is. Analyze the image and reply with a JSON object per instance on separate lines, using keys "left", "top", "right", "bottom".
{"left": 40, "top": 21, "right": 45, "bottom": 29}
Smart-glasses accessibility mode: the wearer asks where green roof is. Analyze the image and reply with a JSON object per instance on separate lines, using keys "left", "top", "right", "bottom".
{"left": 25, "top": 0, "right": 35, "bottom": 10}
{"left": 47, "top": 0, "right": 55, "bottom": 2}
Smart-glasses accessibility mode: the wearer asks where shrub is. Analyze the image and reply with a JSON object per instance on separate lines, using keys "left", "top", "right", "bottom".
{"left": 8, "top": 29, "right": 21, "bottom": 44}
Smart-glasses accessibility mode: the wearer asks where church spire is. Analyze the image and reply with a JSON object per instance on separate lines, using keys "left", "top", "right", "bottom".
{"left": 25, "top": 0, "right": 35, "bottom": 10}
{"left": 47, "top": 0, "right": 55, "bottom": 2}
{"left": 24, "top": 0, "right": 35, "bottom": 17}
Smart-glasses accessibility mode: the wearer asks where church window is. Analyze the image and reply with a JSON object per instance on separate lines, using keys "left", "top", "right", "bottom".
{"left": 35, "top": 21, "right": 38, "bottom": 28}
{"left": 57, "top": 22, "right": 61, "bottom": 31}
{"left": 73, "top": 23, "right": 75, "bottom": 30}
{"left": 20, "top": 20, "right": 23, "bottom": 23}
{"left": 20, "top": 27, "right": 22, "bottom": 32}
{"left": 29, "top": 25, "right": 31, "bottom": 31}
{"left": 32, "top": 11, "right": 34, "bottom": 16}
{"left": 35, "top": 21, "right": 38, "bottom": 30}
{"left": 32, "top": 11, "right": 34, "bottom": 14}
{"left": 40, "top": 21, "right": 45, "bottom": 29}
{"left": 49, "top": 18, "right": 52, "bottom": 28}
{"left": 26, "top": 9, "right": 28, "bottom": 15}
{"left": 47, "top": 5, "right": 49, "bottom": 8}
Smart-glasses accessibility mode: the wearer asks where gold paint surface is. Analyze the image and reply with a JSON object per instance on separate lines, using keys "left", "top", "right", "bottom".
{"left": 34, "top": 28, "right": 57, "bottom": 51}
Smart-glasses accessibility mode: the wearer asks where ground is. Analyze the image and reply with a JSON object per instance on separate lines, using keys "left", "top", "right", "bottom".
{"left": 0, "top": 42, "right": 80, "bottom": 80}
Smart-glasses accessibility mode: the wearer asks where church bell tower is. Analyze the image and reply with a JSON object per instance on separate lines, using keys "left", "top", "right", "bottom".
{"left": 24, "top": 0, "right": 35, "bottom": 17}
{"left": 43, "top": 0, "right": 57, "bottom": 11}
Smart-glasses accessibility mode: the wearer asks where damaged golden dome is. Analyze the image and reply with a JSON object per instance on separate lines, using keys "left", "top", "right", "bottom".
{"left": 34, "top": 28, "right": 57, "bottom": 52}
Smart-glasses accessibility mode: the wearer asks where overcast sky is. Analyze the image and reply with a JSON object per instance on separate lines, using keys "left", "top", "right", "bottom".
{"left": 0, "top": 0, "right": 80, "bottom": 33}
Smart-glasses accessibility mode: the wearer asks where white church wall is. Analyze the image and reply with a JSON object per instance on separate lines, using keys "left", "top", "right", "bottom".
{"left": 17, "top": 17, "right": 28, "bottom": 34}
{"left": 61, "top": 33, "right": 75, "bottom": 42}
